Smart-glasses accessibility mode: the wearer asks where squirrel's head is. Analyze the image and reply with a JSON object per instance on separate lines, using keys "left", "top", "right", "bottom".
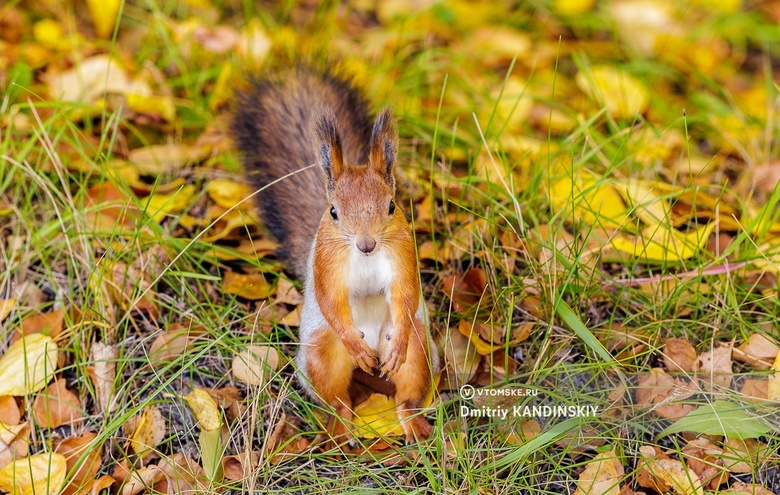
{"left": 312, "top": 109, "right": 400, "bottom": 256}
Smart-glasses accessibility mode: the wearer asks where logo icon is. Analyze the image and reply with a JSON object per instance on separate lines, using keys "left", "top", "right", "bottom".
{"left": 460, "top": 384, "right": 476, "bottom": 400}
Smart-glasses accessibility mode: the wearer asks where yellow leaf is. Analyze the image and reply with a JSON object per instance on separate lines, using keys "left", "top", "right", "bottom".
{"left": 549, "top": 174, "right": 629, "bottom": 229}
{"left": 206, "top": 179, "right": 254, "bottom": 209}
{"left": 573, "top": 449, "right": 623, "bottom": 495}
{"left": 615, "top": 179, "right": 671, "bottom": 227}
{"left": 611, "top": 222, "right": 715, "bottom": 261}
{"left": 222, "top": 272, "right": 273, "bottom": 300}
{"left": 0, "top": 453, "right": 67, "bottom": 495}
{"left": 0, "top": 333, "right": 58, "bottom": 397}
{"left": 210, "top": 63, "right": 234, "bottom": 111}
{"left": 125, "top": 93, "right": 176, "bottom": 122}
{"left": 130, "top": 405, "right": 165, "bottom": 459}
{"left": 144, "top": 185, "right": 196, "bottom": 222}
{"left": 185, "top": 388, "right": 222, "bottom": 431}
{"left": 32, "top": 19, "right": 64, "bottom": 46}
{"left": 352, "top": 394, "right": 405, "bottom": 438}
{"left": 575, "top": 65, "right": 649, "bottom": 119}
{"left": 553, "top": 0, "right": 596, "bottom": 15}
{"left": 0, "top": 299, "right": 14, "bottom": 322}
{"left": 85, "top": 0, "right": 122, "bottom": 38}
{"left": 768, "top": 353, "right": 780, "bottom": 401}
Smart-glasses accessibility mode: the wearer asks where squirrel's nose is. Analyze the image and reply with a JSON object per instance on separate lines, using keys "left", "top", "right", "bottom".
{"left": 357, "top": 236, "right": 377, "bottom": 254}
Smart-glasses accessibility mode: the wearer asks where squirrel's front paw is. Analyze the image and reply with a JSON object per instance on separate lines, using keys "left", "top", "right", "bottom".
{"left": 380, "top": 335, "right": 408, "bottom": 376}
{"left": 344, "top": 334, "right": 378, "bottom": 374}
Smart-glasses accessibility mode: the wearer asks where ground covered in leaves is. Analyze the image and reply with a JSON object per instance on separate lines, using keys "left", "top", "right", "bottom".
{"left": 1, "top": 0, "right": 779, "bottom": 494}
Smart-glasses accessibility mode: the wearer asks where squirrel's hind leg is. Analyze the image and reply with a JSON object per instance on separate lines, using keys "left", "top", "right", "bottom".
{"left": 391, "top": 322, "right": 434, "bottom": 443}
{"left": 303, "top": 326, "right": 355, "bottom": 448}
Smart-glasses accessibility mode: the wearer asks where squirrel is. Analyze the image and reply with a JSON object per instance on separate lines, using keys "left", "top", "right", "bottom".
{"left": 231, "top": 67, "right": 440, "bottom": 444}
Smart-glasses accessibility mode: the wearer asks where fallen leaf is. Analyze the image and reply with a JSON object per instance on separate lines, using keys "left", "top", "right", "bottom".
{"left": 768, "top": 352, "right": 780, "bottom": 401}
{"left": 723, "top": 482, "right": 775, "bottom": 495}
{"left": 692, "top": 343, "right": 733, "bottom": 392}
{"left": 0, "top": 300, "right": 14, "bottom": 322}
{"left": 265, "top": 414, "right": 309, "bottom": 464}
{"left": 32, "top": 379, "right": 83, "bottom": 429}
{"left": 223, "top": 272, "right": 274, "bottom": 300}
{"left": 611, "top": 223, "right": 716, "bottom": 262}
{"left": 352, "top": 393, "right": 404, "bottom": 438}
{"left": 0, "top": 452, "right": 67, "bottom": 495}
{"left": 222, "top": 450, "right": 259, "bottom": 481}
{"left": 206, "top": 179, "right": 253, "bottom": 209}
{"left": 274, "top": 279, "right": 303, "bottom": 306}
{"left": 0, "top": 333, "right": 58, "bottom": 396}
{"left": 0, "top": 397, "right": 20, "bottom": 426}
{"left": 548, "top": 174, "right": 629, "bottom": 230}
{"left": 236, "top": 18, "right": 271, "bottom": 69}
{"left": 120, "top": 464, "right": 164, "bottom": 495}
{"left": 85, "top": 0, "right": 121, "bottom": 38}
{"left": 156, "top": 453, "right": 208, "bottom": 493}
{"left": 438, "top": 328, "right": 480, "bottom": 390}
{"left": 129, "top": 405, "right": 166, "bottom": 459}
{"left": 663, "top": 338, "right": 698, "bottom": 372}
{"left": 129, "top": 144, "right": 194, "bottom": 176}
{"left": 184, "top": 388, "right": 222, "bottom": 431}
{"left": 54, "top": 432, "right": 103, "bottom": 495}
{"left": 88, "top": 342, "right": 117, "bottom": 414}
{"left": 15, "top": 308, "right": 64, "bottom": 342}
{"left": 143, "top": 185, "right": 196, "bottom": 222}
{"left": 638, "top": 446, "right": 703, "bottom": 495}
{"left": 576, "top": 65, "right": 649, "bottom": 119}
{"left": 0, "top": 422, "right": 29, "bottom": 471}
{"left": 573, "top": 449, "right": 624, "bottom": 495}
{"left": 150, "top": 328, "right": 195, "bottom": 362}
{"left": 231, "top": 345, "right": 281, "bottom": 386}
{"left": 734, "top": 334, "right": 779, "bottom": 370}
{"left": 636, "top": 368, "right": 698, "bottom": 419}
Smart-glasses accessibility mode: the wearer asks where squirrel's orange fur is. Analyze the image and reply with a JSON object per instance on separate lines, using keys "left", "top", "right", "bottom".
{"left": 232, "top": 67, "right": 440, "bottom": 444}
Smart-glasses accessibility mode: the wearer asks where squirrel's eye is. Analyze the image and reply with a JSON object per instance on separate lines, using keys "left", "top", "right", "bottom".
{"left": 388, "top": 201, "right": 396, "bottom": 215}
{"left": 330, "top": 206, "right": 338, "bottom": 220}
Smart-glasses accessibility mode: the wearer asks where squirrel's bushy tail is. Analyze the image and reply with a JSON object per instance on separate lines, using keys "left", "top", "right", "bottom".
{"left": 231, "top": 67, "right": 375, "bottom": 278}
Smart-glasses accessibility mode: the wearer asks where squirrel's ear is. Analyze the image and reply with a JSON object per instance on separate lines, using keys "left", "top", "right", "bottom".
{"left": 312, "top": 109, "right": 345, "bottom": 191}
{"left": 369, "top": 109, "right": 398, "bottom": 189}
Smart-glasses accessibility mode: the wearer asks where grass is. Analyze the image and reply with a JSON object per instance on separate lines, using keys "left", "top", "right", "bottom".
{"left": 1, "top": 0, "right": 780, "bottom": 493}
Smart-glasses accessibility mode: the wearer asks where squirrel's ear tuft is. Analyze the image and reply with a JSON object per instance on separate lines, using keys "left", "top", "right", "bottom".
{"left": 369, "top": 109, "right": 398, "bottom": 189}
{"left": 312, "top": 109, "right": 345, "bottom": 191}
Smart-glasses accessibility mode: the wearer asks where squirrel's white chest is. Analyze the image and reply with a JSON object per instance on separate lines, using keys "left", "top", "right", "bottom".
{"left": 347, "top": 250, "right": 393, "bottom": 351}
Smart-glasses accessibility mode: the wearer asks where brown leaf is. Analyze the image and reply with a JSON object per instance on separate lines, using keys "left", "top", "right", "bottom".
{"left": 437, "top": 329, "right": 480, "bottom": 390}
{"left": 636, "top": 368, "right": 698, "bottom": 419}
{"left": 723, "top": 482, "right": 775, "bottom": 495}
{"left": 88, "top": 342, "right": 117, "bottom": 414}
{"left": 155, "top": 453, "right": 208, "bottom": 493}
{"left": 149, "top": 328, "right": 194, "bottom": 362}
{"left": 55, "top": 432, "right": 103, "bottom": 495}
{"left": 120, "top": 464, "right": 164, "bottom": 495}
{"left": 0, "top": 422, "right": 29, "bottom": 471}
{"left": 0, "top": 300, "right": 14, "bottom": 323}
{"left": 681, "top": 438, "right": 727, "bottom": 490}
{"left": 638, "top": 445, "right": 703, "bottom": 495}
{"left": 693, "top": 343, "right": 733, "bottom": 392}
{"left": 266, "top": 413, "right": 309, "bottom": 464}
{"left": 15, "top": 308, "right": 64, "bottom": 342}
{"left": 662, "top": 338, "right": 698, "bottom": 372}
{"left": 720, "top": 438, "right": 771, "bottom": 475}
{"left": 733, "top": 334, "right": 779, "bottom": 370}
{"left": 274, "top": 278, "right": 303, "bottom": 306}
{"left": 33, "top": 379, "right": 83, "bottom": 429}
{"left": 222, "top": 450, "right": 260, "bottom": 481}
{"left": 741, "top": 378, "right": 769, "bottom": 401}
{"left": 0, "top": 397, "right": 20, "bottom": 426}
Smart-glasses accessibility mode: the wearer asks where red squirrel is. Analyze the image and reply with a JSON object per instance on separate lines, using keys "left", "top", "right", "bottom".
{"left": 231, "top": 67, "right": 440, "bottom": 444}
